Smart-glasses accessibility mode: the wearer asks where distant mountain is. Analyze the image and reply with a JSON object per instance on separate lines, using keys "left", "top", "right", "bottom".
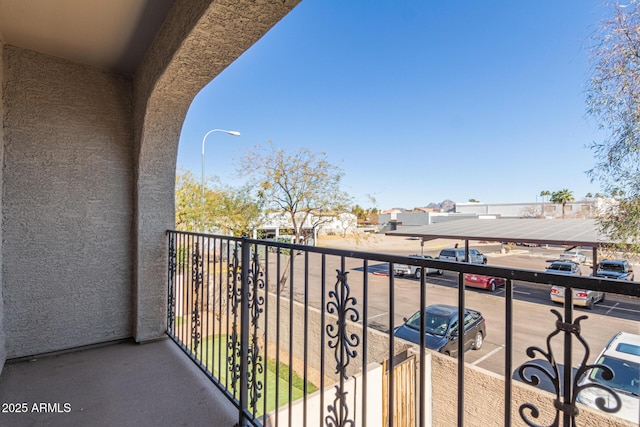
{"left": 425, "top": 199, "right": 456, "bottom": 212}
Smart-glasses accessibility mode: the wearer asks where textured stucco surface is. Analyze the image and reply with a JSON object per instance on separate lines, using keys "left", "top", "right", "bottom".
{"left": 2, "top": 47, "right": 134, "bottom": 358}
{"left": 0, "top": 0, "right": 301, "bottom": 359}
{"left": 429, "top": 351, "right": 632, "bottom": 427}
{"left": 132, "top": 0, "right": 300, "bottom": 342}
{"left": 0, "top": 39, "right": 5, "bottom": 371}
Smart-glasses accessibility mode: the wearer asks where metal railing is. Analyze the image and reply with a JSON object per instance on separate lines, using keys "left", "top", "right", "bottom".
{"left": 166, "top": 230, "right": 640, "bottom": 427}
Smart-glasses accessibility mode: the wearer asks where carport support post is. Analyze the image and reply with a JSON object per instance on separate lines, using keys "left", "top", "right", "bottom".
{"left": 464, "top": 240, "right": 469, "bottom": 262}
{"left": 420, "top": 239, "right": 424, "bottom": 256}
{"left": 592, "top": 246, "right": 598, "bottom": 276}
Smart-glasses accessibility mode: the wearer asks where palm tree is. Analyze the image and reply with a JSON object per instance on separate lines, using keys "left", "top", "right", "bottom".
{"left": 550, "top": 189, "right": 575, "bottom": 218}
{"left": 540, "top": 190, "right": 551, "bottom": 216}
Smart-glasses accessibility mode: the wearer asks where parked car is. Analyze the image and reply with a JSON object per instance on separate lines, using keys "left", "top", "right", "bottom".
{"left": 438, "top": 248, "right": 487, "bottom": 264}
{"left": 463, "top": 274, "right": 506, "bottom": 292}
{"left": 547, "top": 261, "right": 605, "bottom": 308}
{"left": 559, "top": 249, "right": 587, "bottom": 264}
{"left": 546, "top": 261, "right": 582, "bottom": 276}
{"left": 594, "top": 259, "right": 635, "bottom": 281}
{"left": 577, "top": 332, "right": 640, "bottom": 424}
{"left": 393, "top": 304, "right": 486, "bottom": 357}
{"left": 393, "top": 255, "right": 443, "bottom": 279}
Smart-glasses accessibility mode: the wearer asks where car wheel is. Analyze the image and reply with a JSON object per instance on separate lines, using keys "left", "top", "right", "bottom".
{"left": 414, "top": 269, "right": 421, "bottom": 280}
{"left": 600, "top": 293, "right": 606, "bottom": 303}
{"left": 489, "top": 280, "right": 496, "bottom": 292}
{"left": 586, "top": 298, "right": 594, "bottom": 310}
{"left": 437, "top": 269, "right": 444, "bottom": 275}
{"left": 443, "top": 351, "right": 451, "bottom": 357}
{"left": 473, "top": 331, "right": 483, "bottom": 350}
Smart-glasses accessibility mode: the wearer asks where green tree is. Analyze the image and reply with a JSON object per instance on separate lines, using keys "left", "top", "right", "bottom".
{"left": 550, "top": 189, "right": 575, "bottom": 218}
{"left": 241, "top": 141, "right": 352, "bottom": 244}
{"left": 175, "top": 170, "right": 202, "bottom": 231}
{"left": 208, "top": 184, "right": 263, "bottom": 237}
{"left": 175, "top": 170, "right": 262, "bottom": 235}
{"left": 468, "top": 198, "right": 480, "bottom": 203}
{"left": 352, "top": 204, "right": 367, "bottom": 221}
{"left": 587, "top": 0, "right": 640, "bottom": 251}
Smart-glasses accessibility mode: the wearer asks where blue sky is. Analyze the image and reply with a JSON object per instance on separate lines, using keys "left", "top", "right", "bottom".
{"left": 177, "top": 0, "right": 608, "bottom": 210}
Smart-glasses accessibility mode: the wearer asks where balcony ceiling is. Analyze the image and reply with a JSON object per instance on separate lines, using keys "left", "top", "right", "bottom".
{"left": 0, "top": 0, "right": 174, "bottom": 75}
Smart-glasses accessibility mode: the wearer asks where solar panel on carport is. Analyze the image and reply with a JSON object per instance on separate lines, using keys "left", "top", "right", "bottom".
{"left": 385, "top": 218, "right": 610, "bottom": 247}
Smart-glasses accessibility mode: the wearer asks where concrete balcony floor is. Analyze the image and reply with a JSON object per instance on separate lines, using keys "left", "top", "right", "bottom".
{"left": 0, "top": 337, "right": 238, "bottom": 426}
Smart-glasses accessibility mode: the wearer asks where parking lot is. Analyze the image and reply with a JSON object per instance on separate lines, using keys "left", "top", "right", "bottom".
{"left": 315, "top": 235, "right": 640, "bottom": 377}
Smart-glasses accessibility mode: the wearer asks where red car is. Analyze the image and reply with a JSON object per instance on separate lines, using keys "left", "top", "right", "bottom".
{"left": 463, "top": 274, "right": 505, "bottom": 292}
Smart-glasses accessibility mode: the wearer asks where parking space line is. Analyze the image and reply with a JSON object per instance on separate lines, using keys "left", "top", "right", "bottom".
{"left": 368, "top": 312, "right": 388, "bottom": 320}
{"left": 605, "top": 303, "right": 619, "bottom": 316}
{"left": 472, "top": 344, "right": 505, "bottom": 366}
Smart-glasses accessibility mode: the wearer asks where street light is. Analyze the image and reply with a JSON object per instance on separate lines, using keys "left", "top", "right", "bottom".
{"left": 201, "top": 129, "right": 241, "bottom": 231}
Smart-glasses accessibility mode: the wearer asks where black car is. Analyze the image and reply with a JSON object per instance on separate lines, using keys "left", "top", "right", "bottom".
{"left": 393, "top": 304, "right": 486, "bottom": 357}
{"left": 593, "top": 259, "right": 635, "bottom": 281}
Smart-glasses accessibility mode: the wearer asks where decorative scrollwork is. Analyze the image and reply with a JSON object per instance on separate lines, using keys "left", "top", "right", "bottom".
{"left": 228, "top": 242, "right": 242, "bottom": 393}
{"left": 167, "top": 233, "right": 176, "bottom": 332}
{"left": 191, "top": 239, "right": 202, "bottom": 352}
{"left": 326, "top": 270, "right": 360, "bottom": 379}
{"left": 247, "top": 343, "right": 264, "bottom": 412}
{"left": 228, "top": 330, "right": 242, "bottom": 393}
{"left": 325, "top": 385, "right": 355, "bottom": 427}
{"left": 246, "top": 249, "right": 265, "bottom": 414}
{"left": 517, "top": 309, "right": 622, "bottom": 427}
{"left": 248, "top": 250, "right": 265, "bottom": 328}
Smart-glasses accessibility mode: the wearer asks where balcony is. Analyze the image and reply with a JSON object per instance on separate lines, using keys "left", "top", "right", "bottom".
{"left": 1, "top": 231, "right": 638, "bottom": 427}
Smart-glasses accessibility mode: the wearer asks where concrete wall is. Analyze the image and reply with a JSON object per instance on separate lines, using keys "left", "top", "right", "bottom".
{"left": 455, "top": 201, "right": 598, "bottom": 219}
{"left": 264, "top": 364, "right": 385, "bottom": 427}
{"left": 0, "top": 39, "right": 5, "bottom": 370}
{"left": 2, "top": 47, "right": 134, "bottom": 357}
{"left": 427, "top": 350, "right": 631, "bottom": 427}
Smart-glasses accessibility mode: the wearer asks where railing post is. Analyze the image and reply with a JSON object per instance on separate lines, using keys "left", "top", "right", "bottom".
{"left": 239, "top": 237, "right": 250, "bottom": 426}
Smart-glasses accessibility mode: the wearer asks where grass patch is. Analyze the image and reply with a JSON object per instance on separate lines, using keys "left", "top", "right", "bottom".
{"left": 198, "top": 335, "right": 317, "bottom": 417}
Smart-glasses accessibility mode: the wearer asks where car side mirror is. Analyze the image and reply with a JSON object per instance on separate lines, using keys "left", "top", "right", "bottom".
{"left": 402, "top": 317, "right": 407, "bottom": 322}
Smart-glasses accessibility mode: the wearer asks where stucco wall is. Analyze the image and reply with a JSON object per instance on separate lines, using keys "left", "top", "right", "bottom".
{"left": 0, "top": 39, "right": 6, "bottom": 370}
{"left": 428, "top": 348, "right": 631, "bottom": 427}
{"left": 2, "top": 47, "right": 133, "bottom": 357}
{"left": 132, "top": 0, "right": 300, "bottom": 342}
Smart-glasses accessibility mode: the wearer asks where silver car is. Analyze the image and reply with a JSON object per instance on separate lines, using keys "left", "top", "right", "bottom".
{"left": 559, "top": 249, "right": 587, "bottom": 264}
{"left": 547, "top": 261, "right": 604, "bottom": 309}
{"left": 438, "top": 248, "right": 487, "bottom": 264}
{"left": 394, "top": 255, "right": 444, "bottom": 279}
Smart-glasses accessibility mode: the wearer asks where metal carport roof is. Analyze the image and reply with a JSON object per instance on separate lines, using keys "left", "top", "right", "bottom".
{"left": 386, "top": 218, "right": 611, "bottom": 247}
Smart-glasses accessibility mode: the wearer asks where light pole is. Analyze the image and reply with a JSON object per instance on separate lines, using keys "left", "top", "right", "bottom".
{"left": 201, "top": 129, "right": 240, "bottom": 232}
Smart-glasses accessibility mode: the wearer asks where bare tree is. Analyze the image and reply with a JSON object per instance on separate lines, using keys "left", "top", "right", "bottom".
{"left": 587, "top": 0, "right": 640, "bottom": 251}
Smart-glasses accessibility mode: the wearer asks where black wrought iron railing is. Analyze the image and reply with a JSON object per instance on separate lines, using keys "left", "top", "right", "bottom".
{"left": 166, "top": 230, "right": 640, "bottom": 427}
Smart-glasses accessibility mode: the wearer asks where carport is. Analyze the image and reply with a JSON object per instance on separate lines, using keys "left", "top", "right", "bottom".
{"left": 386, "top": 218, "right": 613, "bottom": 275}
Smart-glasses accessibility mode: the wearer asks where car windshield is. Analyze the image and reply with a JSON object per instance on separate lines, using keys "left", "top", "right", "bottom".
{"left": 588, "top": 356, "right": 640, "bottom": 396}
{"left": 549, "top": 263, "right": 571, "bottom": 271}
{"left": 405, "top": 311, "right": 450, "bottom": 337}
{"left": 599, "top": 262, "right": 625, "bottom": 273}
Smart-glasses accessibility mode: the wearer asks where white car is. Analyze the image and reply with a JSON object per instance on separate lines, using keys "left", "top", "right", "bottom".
{"left": 559, "top": 249, "right": 587, "bottom": 264}
{"left": 577, "top": 332, "right": 640, "bottom": 424}
{"left": 393, "top": 255, "right": 443, "bottom": 279}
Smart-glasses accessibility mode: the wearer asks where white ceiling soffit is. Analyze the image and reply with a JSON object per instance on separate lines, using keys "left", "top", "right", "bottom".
{"left": 0, "top": 0, "right": 174, "bottom": 74}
